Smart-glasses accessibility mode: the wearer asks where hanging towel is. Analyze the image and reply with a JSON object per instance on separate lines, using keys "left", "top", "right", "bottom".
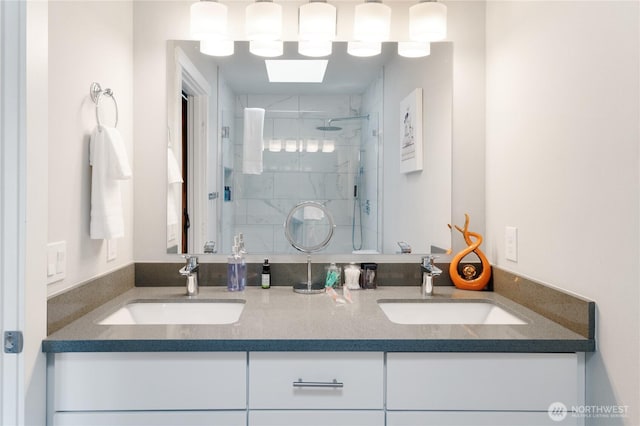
{"left": 243, "top": 107, "right": 265, "bottom": 174}
{"left": 89, "top": 126, "right": 132, "bottom": 239}
{"left": 167, "top": 147, "right": 183, "bottom": 184}
{"left": 166, "top": 147, "right": 183, "bottom": 227}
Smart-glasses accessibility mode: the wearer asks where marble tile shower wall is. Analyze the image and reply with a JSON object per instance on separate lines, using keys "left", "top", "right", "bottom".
{"left": 232, "top": 94, "right": 365, "bottom": 253}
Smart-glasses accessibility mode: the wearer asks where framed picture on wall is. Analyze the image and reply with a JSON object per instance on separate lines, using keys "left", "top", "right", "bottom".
{"left": 399, "top": 88, "right": 423, "bottom": 173}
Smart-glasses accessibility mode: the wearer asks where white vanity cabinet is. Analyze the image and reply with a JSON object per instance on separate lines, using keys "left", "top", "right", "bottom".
{"left": 248, "top": 352, "right": 385, "bottom": 426}
{"left": 49, "top": 352, "right": 247, "bottom": 426}
{"left": 48, "top": 351, "right": 585, "bottom": 426}
{"left": 386, "top": 352, "right": 585, "bottom": 426}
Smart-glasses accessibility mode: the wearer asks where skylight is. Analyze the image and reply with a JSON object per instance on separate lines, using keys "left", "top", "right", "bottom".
{"left": 265, "top": 60, "right": 328, "bottom": 83}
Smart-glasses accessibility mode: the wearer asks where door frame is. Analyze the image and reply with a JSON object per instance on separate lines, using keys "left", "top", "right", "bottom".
{"left": 1, "top": 0, "right": 27, "bottom": 424}
{"left": 171, "top": 47, "right": 211, "bottom": 254}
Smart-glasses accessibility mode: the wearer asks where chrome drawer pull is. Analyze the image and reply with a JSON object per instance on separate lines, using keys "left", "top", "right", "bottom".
{"left": 293, "top": 378, "right": 344, "bottom": 388}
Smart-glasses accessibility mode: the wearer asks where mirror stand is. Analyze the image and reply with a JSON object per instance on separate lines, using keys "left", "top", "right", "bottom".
{"left": 292, "top": 255, "right": 326, "bottom": 294}
{"left": 285, "top": 201, "right": 336, "bottom": 294}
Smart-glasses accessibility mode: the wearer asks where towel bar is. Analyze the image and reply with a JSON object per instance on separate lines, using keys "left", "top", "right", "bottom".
{"left": 90, "top": 82, "right": 118, "bottom": 130}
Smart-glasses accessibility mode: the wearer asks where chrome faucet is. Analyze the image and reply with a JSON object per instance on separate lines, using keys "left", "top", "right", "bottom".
{"left": 179, "top": 255, "right": 199, "bottom": 296}
{"left": 421, "top": 255, "right": 442, "bottom": 296}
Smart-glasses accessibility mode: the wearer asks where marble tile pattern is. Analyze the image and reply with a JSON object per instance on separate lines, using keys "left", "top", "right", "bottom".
{"left": 223, "top": 93, "right": 381, "bottom": 254}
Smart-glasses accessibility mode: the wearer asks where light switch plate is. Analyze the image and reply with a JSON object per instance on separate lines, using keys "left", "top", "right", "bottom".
{"left": 46, "top": 241, "right": 66, "bottom": 284}
{"left": 107, "top": 239, "right": 117, "bottom": 262}
{"left": 505, "top": 226, "right": 518, "bottom": 262}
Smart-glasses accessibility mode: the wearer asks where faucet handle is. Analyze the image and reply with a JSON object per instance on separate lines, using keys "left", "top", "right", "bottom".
{"left": 421, "top": 255, "right": 442, "bottom": 275}
{"left": 182, "top": 255, "right": 198, "bottom": 270}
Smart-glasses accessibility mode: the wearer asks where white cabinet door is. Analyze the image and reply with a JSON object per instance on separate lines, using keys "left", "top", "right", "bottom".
{"left": 387, "top": 353, "right": 583, "bottom": 411}
{"left": 53, "top": 352, "right": 247, "bottom": 411}
{"left": 387, "top": 411, "right": 581, "bottom": 426}
{"left": 249, "top": 352, "right": 383, "bottom": 410}
{"left": 250, "top": 410, "right": 384, "bottom": 426}
{"left": 53, "top": 411, "right": 246, "bottom": 426}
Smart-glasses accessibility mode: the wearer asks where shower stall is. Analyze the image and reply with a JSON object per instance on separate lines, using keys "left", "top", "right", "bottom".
{"left": 224, "top": 95, "right": 380, "bottom": 255}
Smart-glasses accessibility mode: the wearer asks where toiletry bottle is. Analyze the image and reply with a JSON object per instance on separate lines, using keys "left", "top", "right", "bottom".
{"left": 325, "top": 262, "right": 340, "bottom": 288}
{"left": 224, "top": 186, "right": 231, "bottom": 201}
{"left": 238, "top": 251, "right": 246, "bottom": 291}
{"left": 344, "top": 263, "right": 361, "bottom": 289}
{"left": 261, "top": 259, "right": 271, "bottom": 289}
{"left": 227, "top": 244, "right": 239, "bottom": 291}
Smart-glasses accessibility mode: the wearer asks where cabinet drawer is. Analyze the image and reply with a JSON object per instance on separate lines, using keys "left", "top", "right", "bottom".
{"left": 387, "top": 411, "right": 581, "bottom": 426}
{"left": 53, "top": 411, "right": 246, "bottom": 426}
{"left": 249, "top": 352, "right": 383, "bottom": 409}
{"left": 53, "top": 352, "right": 247, "bottom": 411}
{"left": 250, "top": 410, "right": 384, "bottom": 426}
{"left": 387, "top": 353, "right": 582, "bottom": 411}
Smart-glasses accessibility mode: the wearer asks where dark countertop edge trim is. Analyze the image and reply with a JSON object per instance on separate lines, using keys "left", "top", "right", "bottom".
{"left": 42, "top": 339, "right": 595, "bottom": 354}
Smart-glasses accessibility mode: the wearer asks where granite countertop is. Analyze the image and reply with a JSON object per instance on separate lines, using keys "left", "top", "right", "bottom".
{"left": 42, "top": 286, "right": 594, "bottom": 353}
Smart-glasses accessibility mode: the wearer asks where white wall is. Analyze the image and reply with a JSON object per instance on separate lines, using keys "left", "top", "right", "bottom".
{"left": 25, "top": 1, "right": 48, "bottom": 423}
{"left": 485, "top": 2, "right": 639, "bottom": 424}
{"left": 47, "top": 1, "right": 134, "bottom": 296}
{"left": 447, "top": 0, "right": 486, "bottom": 253}
{"left": 382, "top": 42, "right": 453, "bottom": 253}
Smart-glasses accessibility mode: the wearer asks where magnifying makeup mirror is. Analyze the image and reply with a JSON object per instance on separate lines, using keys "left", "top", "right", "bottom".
{"left": 284, "top": 201, "right": 336, "bottom": 294}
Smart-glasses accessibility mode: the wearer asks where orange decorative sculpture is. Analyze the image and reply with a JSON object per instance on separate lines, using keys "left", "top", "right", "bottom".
{"left": 448, "top": 214, "right": 491, "bottom": 291}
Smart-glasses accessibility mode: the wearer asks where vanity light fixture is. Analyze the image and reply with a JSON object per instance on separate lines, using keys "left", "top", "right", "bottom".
{"left": 347, "top": 40, "right": 382, "bottom": 57}
{"left": 190, "top": 0, "right": 228, "bottom": 41}
{"left": 306, "top": 139, "right": 319, "bottom": 153}
{"left": 250, "top": 40, "right": 284, "bottom": 57}
{"left": 353, "top": 0, "right": 391, "bottom": 43}
{"left": 268, "top": 139, "right": 283, "bottom": 152}
{"left": 298, "top": 0, "right": 336, "bottom": 57}
{"left": 398, "top": 41, "right": 430, "bottom": 58}
{"left": 200, "top": 39, "right": 234, "bottom": 57}
{"left": 321, "top": 140, "right": 335, "bottom": 153}
{"left": 246, "top": 0, "right": 283, "bottom": 57}
{"left": 285, "top": 139, "right": 298, "bottom": 152}
{"left": 409, "top": 0, "right": 447, "bottom": 42}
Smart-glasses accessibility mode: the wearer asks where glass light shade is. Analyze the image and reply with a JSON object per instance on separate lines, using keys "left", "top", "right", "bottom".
{"left": 398, "top": 41, "right": 430, "bottom": 58}
{"left": 347, "top": 40, "right": 381, "bottom": 57}
{"left": 285, "top": 139, "right": 298, "bottom": 152}
{"left": 249, "top": 40, "right": 283, "bottom": 57}
{"left": 298, "top": 40, "right": 332, "bottom": 57}
{"left": 306, "top": 139, "right": 319, "bottom": 153}
{"left": 321, "top": 140, "right": 335, "bottom": 153}
{"left": 409, "top": 1, "right": 447, "bottom": 42}
{"left": 269, "top": 139, "right": 282, "bottom": 152}
{"left": 353, "top": 1, "right": 391, "bottom": 42}
{"left": 200, "top": 39, "right": 234, "bottom": 56}
{"left": 299, "top": 2, "right": 336, "bottom": 41}
{"left": 246, "top": 1, "right": 283, "bottom": 41}
{"left": 190, "top": 1, "right": 228, "bottom": 41}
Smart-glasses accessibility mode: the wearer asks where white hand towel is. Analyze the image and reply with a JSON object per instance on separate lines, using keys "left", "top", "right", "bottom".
{"left": 89, "top": 126, "right": 132, "bottom": 240}
{"left": 166, "top": 147, "right": 183, "bottom": 228}
{"left": 167, "top": 147, "right": 183, "bottom": 184}
{"left": 243, "top": 108, "right": 265, "bottom": 174}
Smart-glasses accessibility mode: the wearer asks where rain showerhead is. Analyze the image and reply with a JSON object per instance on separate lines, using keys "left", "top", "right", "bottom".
{"left": 316, "top": 125, "right": 342, "bottom": 131}
{"left": 316, "top": 114, "right": 370, "bottom": 132}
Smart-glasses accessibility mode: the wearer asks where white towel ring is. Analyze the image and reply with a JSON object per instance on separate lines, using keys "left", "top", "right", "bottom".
{"left": 90, "top": 82, "right": 118, "bottom": 129}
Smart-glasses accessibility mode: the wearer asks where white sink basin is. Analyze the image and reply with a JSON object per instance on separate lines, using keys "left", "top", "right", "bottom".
{"left": 98, "top": 299, "right": 245, "bottom": 325}
{"left": 378, "top": 300, "right": 527, "bottom": 325}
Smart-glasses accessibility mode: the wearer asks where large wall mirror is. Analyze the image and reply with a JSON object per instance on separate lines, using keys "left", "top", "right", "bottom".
{"left": 167, "top": 40, "right": 452, "bottom": 256}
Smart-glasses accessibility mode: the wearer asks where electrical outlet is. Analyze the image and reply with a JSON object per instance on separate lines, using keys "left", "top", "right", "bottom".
{"left": 505, "top": 226, "right": 518, "bottom": 262}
